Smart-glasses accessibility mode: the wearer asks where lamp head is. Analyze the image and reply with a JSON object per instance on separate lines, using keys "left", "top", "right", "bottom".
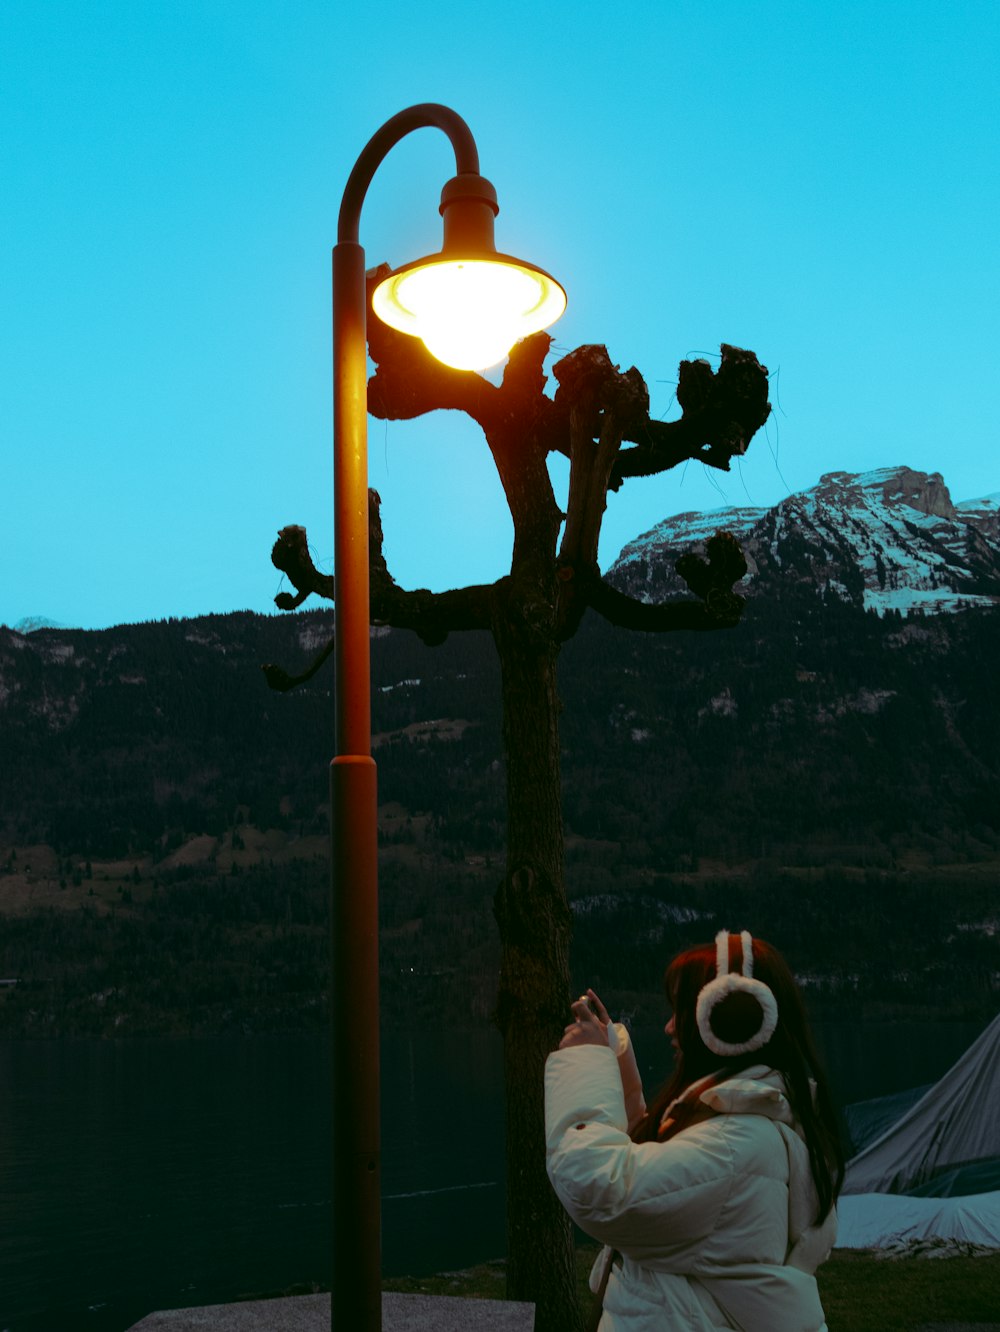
{"left": 371, "top": 172, "right": 566, "bottom": 372}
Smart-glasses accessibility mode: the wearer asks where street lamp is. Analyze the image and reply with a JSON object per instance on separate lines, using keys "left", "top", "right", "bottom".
{"left": 331, "top": 104, "right": 565, "bottom": 1329}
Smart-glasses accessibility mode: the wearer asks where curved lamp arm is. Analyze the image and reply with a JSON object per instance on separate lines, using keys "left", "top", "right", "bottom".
{"left": 337, "top": 103, "right": 480, "bottom": 244}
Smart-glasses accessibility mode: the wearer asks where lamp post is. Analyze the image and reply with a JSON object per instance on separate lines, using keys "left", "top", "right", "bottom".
{"left": 331, "top": 104, "right": 565, "bottom": 1330}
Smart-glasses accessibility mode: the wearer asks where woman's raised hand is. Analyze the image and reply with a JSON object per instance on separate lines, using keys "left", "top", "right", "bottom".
{"left": 558, "top": 988, "right": 612, "bottom": 1049}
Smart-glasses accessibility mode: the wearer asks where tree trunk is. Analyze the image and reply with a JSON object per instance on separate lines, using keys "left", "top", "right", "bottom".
{"left": 269, "top": 328, "right": 769, "bottom": 1328}
{"left": 493, "top": 594, "right": 582, "bottom": 1332}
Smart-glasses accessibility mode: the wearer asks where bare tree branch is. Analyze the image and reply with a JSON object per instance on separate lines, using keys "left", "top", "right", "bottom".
{"left": 584, "top": 529, "right": 749, "bottom": 632}
{"left": 554, "top": 345, "right": 647, "bottom": 569}
{"left": 266, "top": 495, "right": 496, "bottom": 691}
{"left": 261, "top": 637, "right": 336, "bottom": 691}
{"left": 271, "top": 526, "right": 335, "bottom": 604}
{"left": 587, "top": 579, "right": 745, "bottom": 632}
{"left": 610, "top": 343, "right": 770, "bottom": 488}
{"left": 676, "top": 529, "right": 748, "bottom": 596}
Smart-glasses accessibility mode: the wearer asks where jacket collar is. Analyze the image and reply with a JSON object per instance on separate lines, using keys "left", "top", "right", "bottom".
{"left": 699, "top": 1066, "right": 796, "bottom": 1124}
{"left": 663, "top": 1065, "right": 796, "bottom": 1127}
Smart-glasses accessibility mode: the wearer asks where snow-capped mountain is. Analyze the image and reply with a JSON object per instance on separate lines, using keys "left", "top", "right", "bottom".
{"left": 11, "top": 616, "right": 68, "bottom": 634}
{"left": 610, "top": 466, "right": 1000, "bottom": 615}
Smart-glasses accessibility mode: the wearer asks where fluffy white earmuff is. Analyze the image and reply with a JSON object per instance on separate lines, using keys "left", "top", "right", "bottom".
{"left": 695, "top": 929, "right": 779, "bottom": 1057}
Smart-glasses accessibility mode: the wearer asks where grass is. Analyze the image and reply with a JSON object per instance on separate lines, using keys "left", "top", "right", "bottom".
{"left": 380, "top": 1245, "right": 1000, "bottom": 1330}
{"left": 818, "top": 1248, "right": 1000, "bottom": 1330}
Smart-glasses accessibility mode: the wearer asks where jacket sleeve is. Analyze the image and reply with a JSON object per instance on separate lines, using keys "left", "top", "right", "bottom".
{"left": 545, "top": 1046, "right": 737, "bottom": 1251}
{"left": 610, "top": 1022, "right": 646, "bottom": 1133}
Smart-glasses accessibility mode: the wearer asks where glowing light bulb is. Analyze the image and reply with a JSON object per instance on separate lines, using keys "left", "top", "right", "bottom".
{"left": 373, "top": 258, "right": 566, "bottom": 372}
{"left": 419, "top": 320, "right": 519, "bottom": 372}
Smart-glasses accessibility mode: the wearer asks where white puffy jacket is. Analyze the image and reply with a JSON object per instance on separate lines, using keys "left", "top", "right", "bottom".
{"left": 545, "top": 1029, "right": 836, "bottom": 1331}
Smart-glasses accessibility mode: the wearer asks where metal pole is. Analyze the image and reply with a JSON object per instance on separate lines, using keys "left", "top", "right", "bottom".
{"left": 328, "top": 106, "right": 483, "bottom": 1332}
{"left": 331, "top": 239, "right": 381, "bottom": 1330}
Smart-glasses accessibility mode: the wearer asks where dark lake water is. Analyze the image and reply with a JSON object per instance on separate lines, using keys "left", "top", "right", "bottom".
{"left": 0, "top": 1018, "right": 987, "bottom": 1332}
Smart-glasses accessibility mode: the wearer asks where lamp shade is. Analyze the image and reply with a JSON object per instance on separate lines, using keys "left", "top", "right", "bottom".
{"left": 370, "top": 170, "right": 566, "bottom": 371}
{"left": 372, "top": 256, "right": 566, "bottom": 371}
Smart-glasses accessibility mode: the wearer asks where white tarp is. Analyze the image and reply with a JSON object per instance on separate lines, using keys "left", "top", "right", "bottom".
{"left": 835, "top": 1189, "right": 1000, "bottom": 1249}
{"left": 842, "top": 1011, "right": 1000, "bottom": 1196}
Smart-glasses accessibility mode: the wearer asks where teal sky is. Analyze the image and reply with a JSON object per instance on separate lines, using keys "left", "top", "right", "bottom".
{"left": 4, "top": 1, "right": 998, "bottom": 630}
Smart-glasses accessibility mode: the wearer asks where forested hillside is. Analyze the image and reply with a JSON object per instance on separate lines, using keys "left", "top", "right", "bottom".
{"left": 1, "top": 584, "right": 998, "bottom": 1037}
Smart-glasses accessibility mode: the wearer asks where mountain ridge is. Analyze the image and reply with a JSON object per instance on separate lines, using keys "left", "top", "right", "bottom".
{"left": 611, "top": 465, "right": 1000, "bottom": 616}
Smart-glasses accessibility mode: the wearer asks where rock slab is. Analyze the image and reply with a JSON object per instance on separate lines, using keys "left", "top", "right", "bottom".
{"left": 127, "top": 1291, "right": 535, "bottom": 1330}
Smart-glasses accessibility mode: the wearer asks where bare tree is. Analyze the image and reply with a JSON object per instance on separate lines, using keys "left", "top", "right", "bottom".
{"left": 265, "top": 267, "right": 770, "bottom": 1332}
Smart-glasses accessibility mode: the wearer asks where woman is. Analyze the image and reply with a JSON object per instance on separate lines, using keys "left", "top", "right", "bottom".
{"left": 545, "top": 931, "right": 844, "bottom": 1331}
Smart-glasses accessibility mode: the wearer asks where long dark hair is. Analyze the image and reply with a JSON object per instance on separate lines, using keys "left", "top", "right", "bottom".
{"left": 632, "top": 934, "right": 844, "bottom": 1222}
